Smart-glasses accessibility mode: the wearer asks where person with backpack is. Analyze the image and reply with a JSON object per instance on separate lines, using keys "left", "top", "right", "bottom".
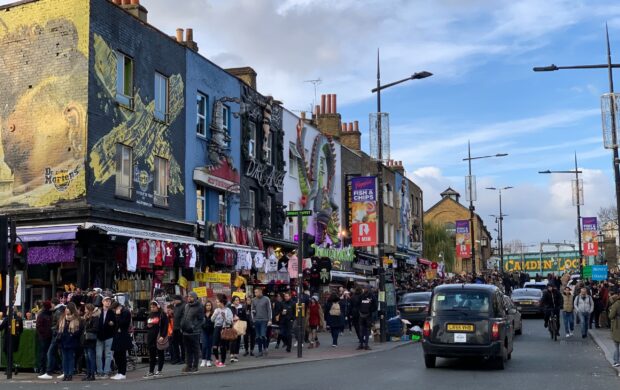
{"left": 357, "top": 287, "right": 376, "bottom": 350}
{"left": 574, "top": 287, "right": 595, "bottom": 339}
{"left": 324, "top": 293, "right": 345, "bottom": 347}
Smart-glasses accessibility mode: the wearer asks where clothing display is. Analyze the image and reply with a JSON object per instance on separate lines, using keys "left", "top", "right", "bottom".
{"left": 126, "top": 239, "right": 137, "bottom": 272}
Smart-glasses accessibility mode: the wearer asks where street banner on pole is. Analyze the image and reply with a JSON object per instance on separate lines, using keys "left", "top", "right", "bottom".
{"left": 455, "top": 220, "right": 471, "bottom": 258}
{"left": 582, "top": 217, "right": 599, "bottom": 256}
{"left": 351, "top": 176, "right": 377, "bottom": 247}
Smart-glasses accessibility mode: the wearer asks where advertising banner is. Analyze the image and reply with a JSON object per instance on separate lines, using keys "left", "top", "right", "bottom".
{"left": 351, "top": 176, "right": 377, "bottom": 247}
{"left": 592, "top": 265, "right": 608, "bottom": 281}
{"left": 503, "top": 251, "right": 580, "bottom": 274}
{"left": 455, "top": 220, "right": 471, "bottom": 258}
{"left": 582, "top": 217, "right": 599, "bottom": 256}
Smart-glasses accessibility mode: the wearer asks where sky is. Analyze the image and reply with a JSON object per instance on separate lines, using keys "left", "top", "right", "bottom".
{"left": 4, "top": 0, "right": 620, "bottom": 251}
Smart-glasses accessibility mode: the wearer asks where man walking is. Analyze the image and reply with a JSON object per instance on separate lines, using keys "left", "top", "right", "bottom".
{"left": 37, "top": 298, "right": 65, "bottom": 380}
{"left": 96, "top": 296, "right": 115, "bottom": 378}
{"left": 277, "top": 293, "right": 295, "bottom": 353}
{"left": 561, "top": 286, "right": 575, "bottom": 337}
{"left": 574, "top": 287, "right": 594, "bottom": 339}
{"left": 609, "top": 288, "right": 620, "bottom": 367}
{"left": 356, "top": 287, "right": 376, "bottom": 350}
{"left": 171, "top": 295, "right": 186, "bottom": 364}
{"left": 180, "top": 292, "right": 204, "bottom": 373}
{"left": 251, "top": 288, "right": 272, "bottom": 357}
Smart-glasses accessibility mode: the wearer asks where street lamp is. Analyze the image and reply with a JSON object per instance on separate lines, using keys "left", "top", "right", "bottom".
{"left": 463, "top": 141, "right": 508, "bottom": 275}
{"left": 486, "top": 186, "right": 513, "bottom": 273}
{"left": 538, "top": 153, "right": 584, "bottom": 276}
{"left": 371, "top": 49, "right": 432, "bottom": 343}
{"left": 533, "top": 24, "right": 620, "bottom": 248}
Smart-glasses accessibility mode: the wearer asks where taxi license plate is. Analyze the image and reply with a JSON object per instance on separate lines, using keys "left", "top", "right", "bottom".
{"left": 447, "top": 324, "right": 474, "bottom": 332}
{"left": 405, "top": 307, "right": 420, "bottom": 312}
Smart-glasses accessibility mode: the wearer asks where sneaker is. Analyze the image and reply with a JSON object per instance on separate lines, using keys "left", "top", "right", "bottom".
{"left": 243, "top": 351, "right": 249, "bottom": 357}
{"left": 56, "top": 374, "right": 64, "bottom": 380}
{"left": 294, "top": 342, "right": 298, "bottom": 347}
{"left": 143, "top": 372, "right": 155, "bottom": 378}
{"left": 308, "top": 343, "right": 315, "bottom": 349}
{"left": 230, "top": 357, "right": 239, "bottom": 363}
{"left": 565, "top": 334, "right": 570, "bottom": 338}
{"left": 331, "top": 344, "right": 337, "bottom": 348}
{"left": 38, "top": 373, "right": 53, "bottom": 380}
{"left": 101, "top": 374, "right": 110, "bottom": 380}
{"left": 216, "top": 362, "right": 226, "bottom": 368}
{"left": 154, "top": 371, "right": 162, "bottom": 377}
{"left": 200, "top": 360, "right": 207, "bottom": 368}
{"left": 111, "top": 374, "right": 126, "bottom": 380}
{"left": 613, "top": 363, "right": 620, "bottom": 367}
{"left": 206, "top": 361, "right": 213, "bottom": 367}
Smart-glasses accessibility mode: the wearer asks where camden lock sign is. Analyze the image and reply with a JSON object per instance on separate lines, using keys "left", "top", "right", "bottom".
{"left": 245, "top": 159, "right": 285, "bottom": 192}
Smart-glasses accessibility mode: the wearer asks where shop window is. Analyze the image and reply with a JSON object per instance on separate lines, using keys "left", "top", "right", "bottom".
{"left": 154, "top": 72, "right": 169, "bottom": 122}
{"left": 219, "top": 192, "right": 228, "bottom": 224}
{"left": 197, "top": 93, "right": 208, "bottom": 137}
{"left": 154, "top": 156, "right": 169, "bottom": 207}
{"left": 248, "top": 123, "right": 257, "bottom": 159}
{"left": 289, "top": 144, "right": 298, "bottom": 179}
{"left": 115, "top": 143, "right": 132, "bottom": 199}
{"left": 222, "top": 105, "right": 230, "bottom": 134}
{"left": 196, "top": 186, "right": 206, "bottom": 223}
{"left": 264, "top": 131, "right": 273, "bottom": 165}
{"left": 116, "top": 52, "right": 133, "bottom": 108}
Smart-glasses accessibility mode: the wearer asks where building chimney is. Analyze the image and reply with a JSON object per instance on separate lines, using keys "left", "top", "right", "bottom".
{"left": 331, "top": 94, "right": 336, "bottom": 114}
{"left": 119, "top": 0, "right": 148, "bottom": 23}
{"left": 112, "top": 0, "right": 121, "bottom": 5}
{"left": 320, "top": 95, "right": 326, "bottom": 115}
{"left": 184, "top": 28, "right": 199, "bottom": 51}
{"left": 326, "top": 94, "right": 332, "bottom": 114}
{"left": 314, "top": 93, "right": 342, "bottom": 138}
{"left": 225, "top": 67, "right": 258, "bottom": 89}
{"left": 176, "top": 28, "right": 184, "bottom": 43}
{"left": 340, "top": 119, "right": 361, "bottom": 151}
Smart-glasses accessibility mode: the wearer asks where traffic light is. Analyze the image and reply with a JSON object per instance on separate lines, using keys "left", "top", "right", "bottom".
{"left": 302, "top": 233, "right": 315, "bottom": 258}
{"left": 12, "top": 241, "right": 27, "bottom": 269}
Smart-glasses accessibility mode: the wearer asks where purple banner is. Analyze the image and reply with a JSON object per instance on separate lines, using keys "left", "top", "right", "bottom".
{"left": 456, "top": 220, "right": 470, "bottom": 234}
{"left": 582, "top": 217, "right": 598, "bottom": 231}
{"left": 27, "top": 244, "right": 75, "bottom": 265}
{"left": 351, "top": 176, "right": 377, "bottom": 247}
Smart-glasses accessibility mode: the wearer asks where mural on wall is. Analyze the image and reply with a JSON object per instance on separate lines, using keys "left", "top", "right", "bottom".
{"left": 0, "top": 7, "right": 89, "bottom": 207}
{"left": 294, "top": 118, "right": 341, "bottom": 244}
{"left": 399, "top": 176, "right": 412, "bottom": 248}
{"left": 89, "top": 34, "right": 184, "bottom": 198}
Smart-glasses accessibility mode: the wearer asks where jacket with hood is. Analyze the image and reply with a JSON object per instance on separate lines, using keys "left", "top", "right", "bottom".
{"left": 181, "top": 299, "right": 205, "bottom": 335}
{"left": 574, "top": 294, "right": 595, "bottom": 314}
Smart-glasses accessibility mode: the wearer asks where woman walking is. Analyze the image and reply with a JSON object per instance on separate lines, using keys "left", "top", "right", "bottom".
{"left": 58, "top": 302, "right": 83, "bottom": 381}
{"left": 211, "top": 295, "right": 233, "bottom": 368}
{"left": 243, "top": 297, "right": 256, "bottom": 356}
{"left": 144, "top": 301, "right": 168, "bottom": 378}
{"left": 324, "top": 293, "right": 345, "bottom": 347}
{"left": 229, "top": 296, "right": 247, "bottom": 363}
{"left": 111, "top": 302, "right": 132, "bottom": 380}
{"left": 307, "top": 296, "right": 324, "bottom": 348}
{"left": 200, "top": 300, "right": 215, "bottom": 368}
{"left": 82, "top": 304, "right": 100, "bottom": 381}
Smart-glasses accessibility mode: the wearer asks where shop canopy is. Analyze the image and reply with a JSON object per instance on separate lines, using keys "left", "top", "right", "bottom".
{"left": 208, "top": 241, "right": 265, "bottom": 254}
{"left": 84, "top": 223, "right": 207, "bottom": 246}
{"left": 331, "top": 270, "right": 372, "bottom": 282}
{"left": 17, "top": 224, "right": 80, "bottom": 242}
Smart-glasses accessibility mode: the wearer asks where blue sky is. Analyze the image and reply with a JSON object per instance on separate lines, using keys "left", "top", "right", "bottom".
{"left": 4, "top": 0, "right": 619, "bottom": 249}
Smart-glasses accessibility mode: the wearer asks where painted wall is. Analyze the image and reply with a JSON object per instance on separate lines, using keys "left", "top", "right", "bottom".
{"left": 282, "top": 109, "right": 343, "bottom": 244}
{"left": 0, "top": 0, "right": 89, "bottom": 208}
{"left": 184, "top": 50, "right": 241, "bottom": 226}
{"left": 87, "top": 0, "right": 187, "bottom": 220}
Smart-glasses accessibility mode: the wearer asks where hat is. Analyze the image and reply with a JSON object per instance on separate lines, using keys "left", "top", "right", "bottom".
{"left": 188, "top": 292, "right": 198, "bottom": 299}
{"left": 150, "top": 301, "right": 160, "bottom": 308}
{"left": 102, "top": 295, "right": 112, "bottom": 301}
{"left": 311, "top": 296, "right": 319, "bottom": 302}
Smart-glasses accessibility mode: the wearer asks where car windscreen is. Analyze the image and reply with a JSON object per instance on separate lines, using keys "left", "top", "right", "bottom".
{"left": 432, "top": 291, "right": 491, "bottom": 314}
{"left": 523, "top": 284, "right": 546, "bottom": 290}
{"left": 401, "top": 293, "right": 431, "bottom": 304}
{"left": 512, "top": 289, "right": 542, "bottom": 298}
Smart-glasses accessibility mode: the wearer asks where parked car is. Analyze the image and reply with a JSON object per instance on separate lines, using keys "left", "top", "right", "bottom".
{"left": 510, "top": 288, "right": 543, "bottom": 316}
{"left": 397, "top": 292, "right": 432, "bottom": 326}
{"left": 422, "top": 284, "right": 514, "bottom": 370}
{"left": 503, "top": 295, "right": 522, "bottom": 335}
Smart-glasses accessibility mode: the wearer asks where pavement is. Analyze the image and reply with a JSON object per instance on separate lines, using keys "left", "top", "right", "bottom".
{"left": 588, "top": 326, "right": 620, "bottom": 375}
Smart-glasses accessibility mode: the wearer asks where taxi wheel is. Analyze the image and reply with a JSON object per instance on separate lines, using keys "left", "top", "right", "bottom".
{"left": 424, "top": 354, "right": 436, "bottom": 368}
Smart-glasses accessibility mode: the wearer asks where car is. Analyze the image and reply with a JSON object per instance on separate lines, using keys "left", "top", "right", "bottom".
{"left": 422, "top": 284, "right": 514, "bottom": 370}
{"left": 523, "top": 282, "right": 547, "bottom": 291}
{"left": 397, "top": 292, "right": 432, "bottom": 326}
{"left": 503, "top": 295, "right": 522, "bottom": 335}
{"left": 510, "top": 288, "right": 543, "bottom": 316}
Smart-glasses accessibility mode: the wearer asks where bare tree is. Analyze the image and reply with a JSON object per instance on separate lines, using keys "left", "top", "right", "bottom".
{"left": 598, "top": 206, "right": 618, "bottom": 231}
{"left": 503, "top": 239, "right": 525, "bottom": 254}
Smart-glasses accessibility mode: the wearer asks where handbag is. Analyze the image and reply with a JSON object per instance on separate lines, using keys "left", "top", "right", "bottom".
{"left": 156, "top": 335, "right": 170, "bottom": 350}
{"left": 233, "top": 320, "right": 247, "bottom": 336}
{"left": 220, "top": 327, "right": 238, "bottom": 341}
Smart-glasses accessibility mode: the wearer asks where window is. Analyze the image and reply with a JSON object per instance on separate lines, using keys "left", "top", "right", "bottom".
{"left": 154, "top": 72, "right": 169, "bottom": 122}
{"left": 115, "top": 143, "right": 132, "bottom": 198}
{"left": 196, "top": 93, "right": 208, "bottom": 136}
{"left": 116, "top": 52, "right": 133, "bottom": 107}
{"left": 222, "top": 105, "right": 230, "bottom": 133}
{"left": 154, "top": 156, "right": 169, "bottom": 206}
{"left": 391, "top": 224, "right": 395, "bottom": 245}
{"left": 384, "top": 222, "right": 389, "bottom": 244}
{"left": 289, "top": 144, "right": 298, "bottom": 179}
{"left": 196, "top": 186, "right": 206, "bottom": 223}
{"left": 264, "top": 131, "right": 273, "bottom": 165}
{"left": 265, "top": 195, "right": 272, "bottom": 227}
{"left": 248, "top": 123, "right": 257, "bottom": 158}
{"left": 218, "top": 193, "right": 227, "bottom": 224}
{"left": 386, "top": 184, "right": 393, "bottom": 207}
{"left": 384, "top": 185, "right": 388, "bottom": 205}
{"left": 249, "top": 189, "right": 256, "bottom": 227}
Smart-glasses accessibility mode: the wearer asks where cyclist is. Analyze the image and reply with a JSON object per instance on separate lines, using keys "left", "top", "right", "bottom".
{"left": 541, "top": 282, "right": 563, "bottom": 333}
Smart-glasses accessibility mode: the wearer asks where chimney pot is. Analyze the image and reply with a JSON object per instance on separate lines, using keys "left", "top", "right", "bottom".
{"left": 331, "top": 94, "right": 336, "bottom": 114}
{"left": 186, "top": 28, "right": 193, "bottom": 42}
{"left": 176, "top": 28, "right": 184, "bottom": 43}
{"left": 301, "top": 111, "right": 306, "bottom": 120}
{"left": 130, "top": 0, "right": 139, "bottom": 4}
{"left": 354, "top": 120, "right": 359, "bottom": 132}
{"left": 348, "top": 122, "right": 353, "bottom": 132}
{"left": 320, "top": 95, "right": 326, "bottom": 115}
{"left": 326, "top": 94, "right": 332, "bottom": 114}
{"left": 112, "top": 0, "right": 121, "bottom": 5}
{"left": 122, "top": 0, "right": 130, "bottom": 5}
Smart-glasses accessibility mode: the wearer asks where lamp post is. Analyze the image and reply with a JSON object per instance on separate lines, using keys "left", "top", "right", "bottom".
{"left": 486, "top": 186, "right": 513, "bottom": 273}
{"left": 371, "top": 49, "right": 432, "bottom": 342}
{"left": 462, "top": 141, "right": 508, "bottom": 275}
{"left": 533, "top": 25, "right": 620, "bottom": 248}
{"left": 539, "top": 153, "right": 584, "bottom": 276}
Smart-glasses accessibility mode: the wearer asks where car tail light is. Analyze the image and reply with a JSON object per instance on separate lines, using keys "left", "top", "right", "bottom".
{"left": 491, "top": 322, "right": 500, "bottom": 341}
{"left": 423, "top": 321, "right": 431, "bottom": 337}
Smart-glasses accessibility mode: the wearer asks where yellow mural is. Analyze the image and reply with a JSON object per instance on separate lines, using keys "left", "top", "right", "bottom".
{"left": 0, "top": 0, "right": 89, "bottom": 207}
{"left": 89, "top": 34, "right": 184, "bottom": 195}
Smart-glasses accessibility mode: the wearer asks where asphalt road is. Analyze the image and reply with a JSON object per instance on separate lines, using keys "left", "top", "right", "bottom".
{"left": 3, "top": 319, "right": 618, "bottom": 390}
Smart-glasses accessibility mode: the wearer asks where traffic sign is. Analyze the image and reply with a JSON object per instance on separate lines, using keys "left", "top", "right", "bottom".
{"left": 286, "top": 209, "right": 312, "bottom": 217}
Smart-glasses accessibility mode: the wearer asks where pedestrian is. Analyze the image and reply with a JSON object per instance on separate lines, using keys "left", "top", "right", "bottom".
{"left": 561, "top": 286, "right": 575, "bottom": 338}
{"left": 95, "top": 295, "right": 115, "bottom": 379}
{"left": 251, "top": 288, "right": 272, "bottom": 357}
{"left": 341, "top": 291, "right": 353, "bottom": 332}
{"left": 574, "top": 287, "right": 595, "bottom": 339}
{"left": 200, "top": 300, "right": 215, "bottom": 368}
{"left": 58, "top": 302, "right": 83, "bottom": 382}
{"left": 229, "top": 296, "right": 246, "bottom": 363}
{"left": 171, "top": 295, "right": 186, "bottom": 365}
{"left": 165, "top": 304, "right": 175, "bottom": 362}
{"left": 273, "top": 293, "right": 284, "bottom": 349}
{"left": 591, "top": 284, "right": 603, "bottom": 329}
{"left": 110, "top": 301, "right": 132, "bottom": 380}
{"left": 277, "top": 292, "right": 295, "bottom": 353}
{"left": 38, "top": 298, "right": 65, "bottom": 379}
{"left": 350, "top": 288, "right": 362, "bottom": 345}
{"left": 243, "top": 297, "right": 256, "bottom": 356}
{"left": 357, "top": 287, "right": 376, "bottom": 350}
{"left": 82, "top": 303, "right": 100, "bottom": 382}
{"left": 211, "top": 294, "right": 233, "bottom": 367}
{"left": 144, "top": 301, "right": 168, "bottom": 378}
{"left": 307, "top": 296, "right": 324, "bottom": 348}
{"left": 35, "top": 301, "right": 53, "bottom": 375}
{"left": 324, "top": 293, "right": 345, "bottom": 347}
{"left": 608, "top": 288, "right": 620, "bottom": 367}
{"left": 181, "top": 292, "right": 204, "bottom": 373}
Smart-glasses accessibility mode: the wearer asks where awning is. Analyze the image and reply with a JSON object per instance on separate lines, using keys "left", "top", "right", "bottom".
{"left": 17, "top": 224, "right": 80, "bottom": 242}
{"left": 331, "top": 271, "right": 371, "bottom": 282}
{"left": 84, "top": 223, "right": 207, "bottom": 246}
{"left": 207, "top": 241, "right": 265, "bottom": 254}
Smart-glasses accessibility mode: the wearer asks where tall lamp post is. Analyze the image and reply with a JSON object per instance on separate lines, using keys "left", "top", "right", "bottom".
{"left": 539, "top": 153, "right": 584, "bottom": 276}
{"left": 486, "top": 186, "right": 513, "bottom": 273}
{"left": 463, "top": 141, "right": 508, "bottom": 274}
{"left": 533, "top": 25, "right": 620, "bottom": 247}
{"left": 371, "top": 49, "right": 432, "bottom": 342}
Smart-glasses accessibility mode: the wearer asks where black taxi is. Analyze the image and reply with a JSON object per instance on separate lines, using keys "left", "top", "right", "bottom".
{"left": 422, "top": 284, "right": 514, "bottom": 370}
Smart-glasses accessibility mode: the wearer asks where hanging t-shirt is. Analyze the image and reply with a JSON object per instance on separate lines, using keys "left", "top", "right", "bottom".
{"left": 183, "top": 244, "right": 191, "bottom": 268}
{"left": 175, "top": 244, "right": 186, "bottom": 267}
{"left": 277, "top": 256, "right": 289, "bottom": 273}
{"left": 188, "top": 245, "right": 197, "bottom": 268}
{"left": 318, "top": 257, "right": 332, "bottom": 284}
{"left": 137, "top": 240, "right": 150, "bottom": 269}
{"left": 309, "top": 265, "right": 321, "bottom": 288}
{"left": 264, "top": 254, "right": 278, "bottom": 273}
{"left": 148, "top": 240, "right": 157, "bottom": 264}
{"left": 287, "top": 255, "right": 299, "bottom": 279}
{"left": 126, "top": 239, "right": 137, "bottom": 272}
{"left": 253, "top": 253, "right": 265, "bottom": 270}
{"left": 164, "top": 242, "right": 176, "bottom": 267}
{"left": 154, "top": 240, "right": 163, "bottom": 266}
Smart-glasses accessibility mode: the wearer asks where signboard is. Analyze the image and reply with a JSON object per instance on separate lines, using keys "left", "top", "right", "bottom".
{"left": 503, "top": 251, "right": 580, "bottom": 274}
{"left": 192, "top": 286, "right": 208, "bottom": 298}
{"left": 286, "top": 209, "right": 312, "bottom": 217}
{"left": 592, "top": 265, "right": 608, "bottom": 281}
{"left": 351, "top": 176, "right": 377, "bottom": 247}
{"left": 411, "top": 242, "right": 423, "bottom": 252}
{"left": 583, "top": 265, "right": 592, "bottom": 279}
{"left": 581, "top": 217, "right": 599, "bottom": 256}
{"left": 5, "top": 272, "right": 23, "bottom": 307}
{"left": 455, "top": 220, "right": 471, "bottom": 258}
{"left": 195, "top": 272, "right": 231, "bottom": 284}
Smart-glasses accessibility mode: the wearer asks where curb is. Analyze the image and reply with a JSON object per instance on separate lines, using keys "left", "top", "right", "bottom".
{"left": 588, "top": 330, "right": 620, "bottom": 375}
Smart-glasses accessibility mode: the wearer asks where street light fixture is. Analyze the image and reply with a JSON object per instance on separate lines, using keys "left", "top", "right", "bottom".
{"left": 538, "top": 153, "right": 584, "bottom": 276}
{"left": 486, "top": 186, "right": 513, "bottom": 273}
{"left": 371, "top": 49, "right": 432, "bottom": 343}
{"left": 462, "top": 141, "right": 508, "bottom": 275}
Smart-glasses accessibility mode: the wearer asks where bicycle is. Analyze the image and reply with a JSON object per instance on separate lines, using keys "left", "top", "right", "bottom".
{"left": 548, "top": 312, "right": 559, "bottom": 341}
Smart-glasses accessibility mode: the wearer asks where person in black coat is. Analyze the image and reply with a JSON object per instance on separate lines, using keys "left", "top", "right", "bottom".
{"left": 110, "top": 302, "right": 132, "bottom": 380}
{"left": 81, "top": 304, "right": 100, "bottom": 381}
{"left": 145, "top": 301, "right": 168, "bottom": 377}
{"left": 58, "top": 302, "right": 83, "bottom": 381}
{"left": 96, "top": 296, "right": 116, "bottom": 378}
{"left": 0, "top": 309, "right": 23, "bottom": 374}
{"left": 324, "top": 293, "right": 346, "bottom": 347}
{"left": 35, "top": 301, "right": 53, "bottom": 375}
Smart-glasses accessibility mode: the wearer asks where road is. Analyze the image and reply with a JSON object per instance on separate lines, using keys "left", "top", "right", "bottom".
{"left": 2, "top": 319, "right": 618, "bottom": 389}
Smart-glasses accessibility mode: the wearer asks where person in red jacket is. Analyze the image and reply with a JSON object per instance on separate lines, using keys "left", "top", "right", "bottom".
{"left": 307, "top": 296, "right": 324, "bottom": 348}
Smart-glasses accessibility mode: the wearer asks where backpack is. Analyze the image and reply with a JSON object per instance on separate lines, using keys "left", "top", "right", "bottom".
{"left": 329, "top": 302, "right": 341, "bottom": 316}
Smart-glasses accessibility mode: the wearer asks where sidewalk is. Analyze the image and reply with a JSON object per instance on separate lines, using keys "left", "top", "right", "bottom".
{"left": 589, "top": 327, "right": 620, "bottom": 376}
{"left": 1, "top": 331, "right": 413, "bottom": 383}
